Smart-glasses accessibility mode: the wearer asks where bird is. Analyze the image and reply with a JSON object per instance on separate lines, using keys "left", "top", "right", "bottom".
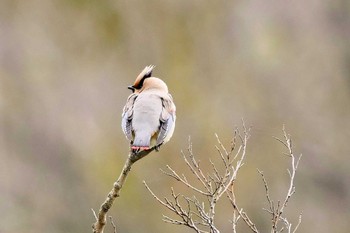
{"left": 121, "top": 65, "right": 176, "bottom": 152}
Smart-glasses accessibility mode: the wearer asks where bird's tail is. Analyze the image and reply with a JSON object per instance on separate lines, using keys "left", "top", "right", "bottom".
{"left": 132, "top": 132, "right": 151, "bottom": 151}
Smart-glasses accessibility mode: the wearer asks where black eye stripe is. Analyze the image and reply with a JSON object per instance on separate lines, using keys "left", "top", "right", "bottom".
{"left": 128, "top": 86, "right": 135, "bottom": 93}
{"left": 135, "top": 71, "right": 152, "bottom": 89}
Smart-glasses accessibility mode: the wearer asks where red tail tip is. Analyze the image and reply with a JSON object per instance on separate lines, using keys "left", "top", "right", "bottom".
{"left": 131, "top": 146, "right": 150, "bottom": 151}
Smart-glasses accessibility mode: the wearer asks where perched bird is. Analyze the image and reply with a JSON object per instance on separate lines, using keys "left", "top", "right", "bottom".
{"left": 122, "top": 65, "right": 176, "bottom": 152}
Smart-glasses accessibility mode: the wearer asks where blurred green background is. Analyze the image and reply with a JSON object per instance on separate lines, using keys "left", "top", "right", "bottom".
{"left": 1, "top": 0, "right": 350, "bottom": 232}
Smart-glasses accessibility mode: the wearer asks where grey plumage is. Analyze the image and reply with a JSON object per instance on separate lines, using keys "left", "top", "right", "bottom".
{"left": 122, "top": 65, "right": 176, "bottom": 151}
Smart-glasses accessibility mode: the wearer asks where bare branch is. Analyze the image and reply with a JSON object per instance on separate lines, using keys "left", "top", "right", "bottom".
{"left": 142, "top": 124, "right": 301, "bottom": 233}
{"left": 109, "top": 216, "right": 117, "bottom": 233}
{"left": 91, "top": 209, "right": 98, "bottom": 221}
{"left": 182, "top": 150, "right": 211, "bottom": 193}
{"left": 257, "top": 169, "right": 274, "bottom": 215}
{"left": 292, "top": 213, "right": 302, "bottom": 233}
{"left": 92, "top": 148, "right": 155, "bottom": 233}
{"left": 161, "top": 165, "right": 211, "bottom": 196}
{"left": 230, "top": 129, "right": 238, "bottom": 154}
{"left": 272, "top": 136, "right": 289, "bottom": 148}
{"left": 144, "top": 124, "right": 252, "bottom": 233}
{"left": 260, "top": 127, "right": 302, "bottom": 233}
{"left": 226, "top": 183, "right": 260, "bottom": 233}
{"left": 215, "top": 133, "right": 230, "bottom": 162}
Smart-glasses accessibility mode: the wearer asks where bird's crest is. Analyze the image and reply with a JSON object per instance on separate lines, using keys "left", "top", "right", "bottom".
{"left": 133, "top": 65, "right": 155, "bottom": 89}
{"left": 139, "top": 65, "right": 155, "bottom": 79}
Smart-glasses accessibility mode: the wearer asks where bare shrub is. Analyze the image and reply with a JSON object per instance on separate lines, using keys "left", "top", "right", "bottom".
{"left": 144, "top": 125, "right": 302, "bottom": 233}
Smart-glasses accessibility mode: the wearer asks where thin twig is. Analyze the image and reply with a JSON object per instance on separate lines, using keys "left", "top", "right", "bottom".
{"left": 261, "top": 127, "right": 302, "bottom": 233}
{"left": 109, "top": 216, "right": 117, "bottom": 233}
{"left": 91, "top": 209, "right": 98, "bottom": 221}
{"left": 292, "top": 213, "right": 302, "bottom": 233}
{"left": 226, "top": 183, "right": 259, "bottom": 233}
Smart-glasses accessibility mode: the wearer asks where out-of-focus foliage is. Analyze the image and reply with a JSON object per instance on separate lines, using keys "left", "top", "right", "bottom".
{"left": 1, "top": 0, "right": 349, "bottom": 232}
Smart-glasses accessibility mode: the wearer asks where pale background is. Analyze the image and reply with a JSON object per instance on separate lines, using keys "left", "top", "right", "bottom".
{"left": 1, "top": 1, "right": 350, "bottom": 232}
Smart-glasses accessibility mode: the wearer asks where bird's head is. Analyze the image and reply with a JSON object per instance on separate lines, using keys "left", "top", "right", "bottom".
{"left": 128, "top": 65, "right": 155, "bottom": 93}
{"left": 142, "top": 77, "right": 169, "bottom": 93}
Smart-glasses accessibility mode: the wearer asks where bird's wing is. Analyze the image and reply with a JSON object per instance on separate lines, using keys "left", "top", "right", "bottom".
{"left": 121, "top": 93, "right": 138, "bottom": 141}
{"left": 157, "top": 94, "right": 176, "bottom": 145}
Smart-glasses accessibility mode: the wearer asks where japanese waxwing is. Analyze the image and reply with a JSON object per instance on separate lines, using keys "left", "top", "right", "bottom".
{"left": 122, "top": 65, "right": 176, "bottom": 152}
